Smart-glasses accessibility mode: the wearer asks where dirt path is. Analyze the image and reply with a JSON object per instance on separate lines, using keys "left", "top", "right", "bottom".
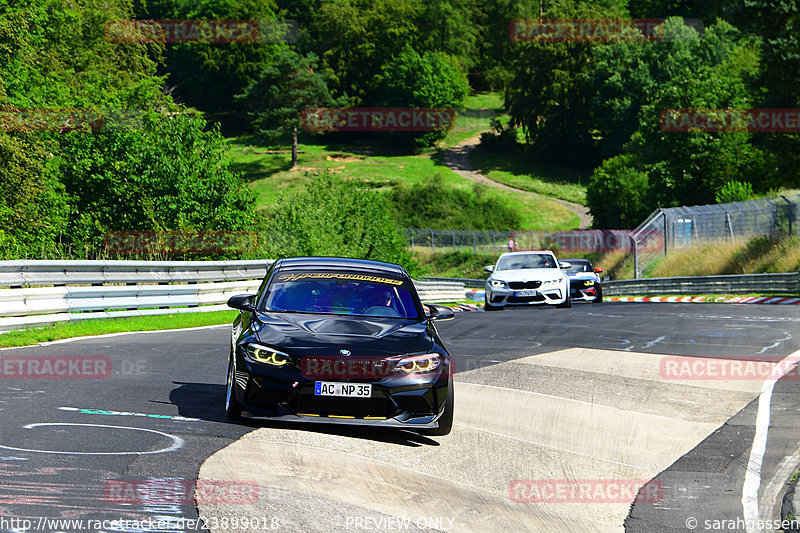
{"left": 442, "top": 133, "right": 594, "bottom": 229}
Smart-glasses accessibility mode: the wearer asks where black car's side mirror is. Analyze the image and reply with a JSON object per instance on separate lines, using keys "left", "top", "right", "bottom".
{"left": 425, "top": 304, "right": 455, "bottom": 321}
{"left": 227, "top": 294, "right": 256, "bottom": 312}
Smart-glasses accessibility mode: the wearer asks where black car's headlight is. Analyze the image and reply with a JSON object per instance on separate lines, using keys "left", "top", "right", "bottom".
{"left": 243, "top": 343, "right": 292, "bottom": 366}
{"left": 394, "top": 353, "right": 444, "bottom": 373}
{"left": 583, "top": 280, "right": 595, "bottom": 286}
{"left": 490, "top": 279, "right": 506, "bottom": 288}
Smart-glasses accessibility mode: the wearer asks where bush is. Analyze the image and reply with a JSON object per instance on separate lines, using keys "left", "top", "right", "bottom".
{"left": 716, "top": 181, "right": 755, "bottom": 203}
{"left": 587, "top": 154, "right": 653, "bottom": 229}
{"left": 261, "top": 172, "right": 417, "bottom": 273}
{"left": 390, "top": 175, "right": 520, "bottom": 230}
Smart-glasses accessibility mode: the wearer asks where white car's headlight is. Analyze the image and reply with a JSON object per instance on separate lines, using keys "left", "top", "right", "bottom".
{"left": 490, "top": 279, "right": 506, "bottom": 288}
{"left": 541, "top": 279, "right": 559, "bottom": 287}
{"left": 243, "top": 343, "right": 292, "bottom": 366}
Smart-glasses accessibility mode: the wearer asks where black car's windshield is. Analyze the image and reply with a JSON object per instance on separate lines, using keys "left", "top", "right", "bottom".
{"left": 262, "top": 271, "right": 419, "bottom": 319}
{"left": 496, "top": 254, "right": 557, "bottom": 271}
{"left": 564, "top": 261, "right": 592, "bottom": 274}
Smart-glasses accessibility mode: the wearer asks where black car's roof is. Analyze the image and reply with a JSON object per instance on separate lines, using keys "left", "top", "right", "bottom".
{"left": 273, "top": 257, "right": 410, "bottom": 278}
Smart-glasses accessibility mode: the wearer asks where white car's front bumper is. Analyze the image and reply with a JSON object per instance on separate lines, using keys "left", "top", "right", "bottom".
{"left": 485, "top": 283, "right": 568, "bottom": 307}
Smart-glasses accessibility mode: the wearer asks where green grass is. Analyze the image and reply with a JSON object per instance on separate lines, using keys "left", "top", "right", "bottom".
{"left": 226, "top": 119, "right": 581, "bottom": 231}
{"left": 470, "top": 143, "right": 589, "bottom": 205}
{"left": 438, "top": 92, "right": 506, "bottom": 149}
{"left": 0, "top": 310, "right": 237, "bottom": 348}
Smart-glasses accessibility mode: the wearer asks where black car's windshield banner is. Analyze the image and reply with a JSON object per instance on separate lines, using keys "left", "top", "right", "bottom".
{"left": 276, "top": 272, "right": 404, "bottom": 286}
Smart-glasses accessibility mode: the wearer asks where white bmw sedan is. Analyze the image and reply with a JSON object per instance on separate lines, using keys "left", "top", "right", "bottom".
{"left": 483, "top": 251, "right": 571, "bottom": 311}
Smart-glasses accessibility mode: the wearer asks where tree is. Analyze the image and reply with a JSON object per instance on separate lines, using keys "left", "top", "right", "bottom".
{"left": 586, "top": 20, "right": 765, "bottom": 227}
{"left": 379, "top": 44, "right": 469, "bottom": 147}
{"left": 139, "top": 0, "right": 285, "bottom": 112}
{"left": 587, "top": 154, "right": 652, "bottom": 229}
{"left": 237, "top": 49, "right": 345, "bottom": 167}
{"left": 54, "top": 112, "right": 256, "bottom": 256}
{"left": 505, "top": 0, "right": 628, "bottom": 167}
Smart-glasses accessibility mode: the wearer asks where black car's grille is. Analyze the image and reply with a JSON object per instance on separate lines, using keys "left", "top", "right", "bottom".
{"left": 295, "top": 394, "right": 388, "bottom": 417}
{"left": 508, "top": 281, "right": 542, "bottom": 290}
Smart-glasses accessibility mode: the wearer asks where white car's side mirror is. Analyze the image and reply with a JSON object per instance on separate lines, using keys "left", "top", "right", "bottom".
{"left": 483, "top": 265, "right": 494, "bottom": 273}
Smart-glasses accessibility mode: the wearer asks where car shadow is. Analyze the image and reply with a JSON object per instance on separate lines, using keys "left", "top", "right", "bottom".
{"left": 167, "top": 381, "right": 440, "bottom": 447}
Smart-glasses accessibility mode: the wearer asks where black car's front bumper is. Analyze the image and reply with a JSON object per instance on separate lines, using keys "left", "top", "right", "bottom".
{"left": 569, "top": 279, "right": 600, "bottom": 301}
{"left": 231, "top": 357, "right": 450, "bottom": 428}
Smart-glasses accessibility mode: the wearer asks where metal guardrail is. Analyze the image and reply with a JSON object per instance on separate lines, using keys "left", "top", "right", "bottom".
{"left": 604, "top": 272, "right": 800, "bottom": 296}
{"left": 0, "top": 260, "right": 467, "bottom": 331}
{"left": 422, "top": 276, "right": 486, "bottom": 289}
{"left": 426, "top": 271, "right": 800, "bottom": 298}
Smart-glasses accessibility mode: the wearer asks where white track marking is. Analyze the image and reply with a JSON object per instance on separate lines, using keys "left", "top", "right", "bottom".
{"left": 0, "top": 423, "right": 184, "bottom": 455}
{"left": 742, "top": 349, "right": 800, "bottom": 532}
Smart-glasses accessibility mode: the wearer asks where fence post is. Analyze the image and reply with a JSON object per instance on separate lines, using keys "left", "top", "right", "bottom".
{"left": 726, "top": 212, "right": 734, "bottom": 242}
{"left": 632, "top": 235, "right": 639, "bottom": 279}
{"left": 491, "top": 231, "right": 497, "bottom": 254}
{"left": 472, "top": 231, "right": 477, "bottom": 254}
{"left": 782, "top": 195, "right": 794, "bottom": 235}
{"left": 410, "top": 230, "right": 415, "bottom": 251}
{"left": 430, "top": 229, "right": 435, "bottom": 253}
{"left": 451, "top": 230, "right": 456, "bottom": 251}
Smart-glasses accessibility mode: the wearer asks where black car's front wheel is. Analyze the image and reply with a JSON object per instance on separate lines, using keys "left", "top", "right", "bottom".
{"left": 421, "top": 379, "right": 453, "bottom": 436}
{"left": 225, "top": 352, "right": 243, "bottom": 420}
{"left": 593, "top": 286, "right": 603, "bottom": 303}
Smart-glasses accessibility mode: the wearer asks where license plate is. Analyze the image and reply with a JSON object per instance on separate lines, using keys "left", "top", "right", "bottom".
{"left": 515, "top": 290, "right": 538, "bottom": 297}
{"left": 314, "top": 382, "right": 372, "bottom": 397}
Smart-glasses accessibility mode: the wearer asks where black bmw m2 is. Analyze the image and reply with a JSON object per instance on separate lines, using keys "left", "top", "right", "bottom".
{"left": 225, "top": 257, "right": 455, "bottom": 435}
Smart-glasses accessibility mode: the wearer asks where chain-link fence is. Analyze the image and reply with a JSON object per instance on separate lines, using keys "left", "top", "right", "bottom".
{"left": 405, "top": 228, "right": 633, "bottom": 255}
{"left": 632, "top": 193, "right": 800, "bottom": 278}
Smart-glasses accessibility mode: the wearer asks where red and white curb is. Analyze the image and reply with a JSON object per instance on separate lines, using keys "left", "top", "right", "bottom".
{"left": 608, "top": 296, "right": 800, "bottom": 305}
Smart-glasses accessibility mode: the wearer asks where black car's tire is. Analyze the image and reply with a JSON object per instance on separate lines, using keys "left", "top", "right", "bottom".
{"left": 593, "top": 286, "right": 603, "bottom": 303}
{"left": 225, "top": 353, "right": 243, "bottom": 420}
{"left": 557, "top": 293, "right": 572, "bottom": 308}
{"left": 421, "top": 379, "right": 454, "bottom": 436}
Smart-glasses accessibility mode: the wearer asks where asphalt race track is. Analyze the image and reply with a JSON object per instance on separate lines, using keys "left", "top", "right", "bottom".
{"left": 2, "top": 302, "right": 800, "bottom": 532}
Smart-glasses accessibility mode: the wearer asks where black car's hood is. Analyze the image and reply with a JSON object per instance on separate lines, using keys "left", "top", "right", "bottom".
{"left": 253, "top": 312, "right": 434, "bottom": 357}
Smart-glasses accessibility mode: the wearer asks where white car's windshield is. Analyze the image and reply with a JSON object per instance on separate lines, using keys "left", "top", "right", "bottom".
{"left": 496, "top": 254, "right": 556, "bottom": 271}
